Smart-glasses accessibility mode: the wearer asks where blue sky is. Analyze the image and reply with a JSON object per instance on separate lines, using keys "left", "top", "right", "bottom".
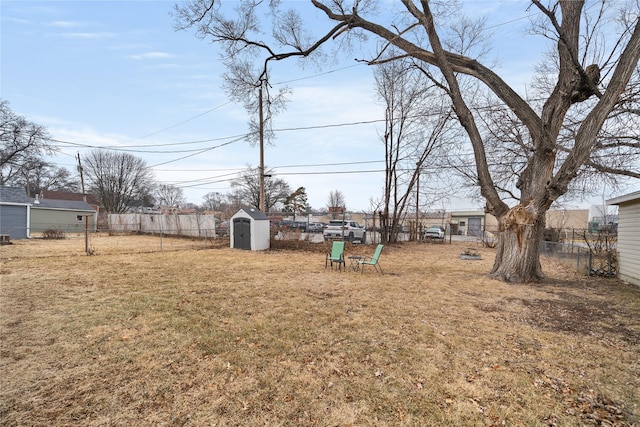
{"left": 2, "top": 0, "right": 629, "bottom": 212}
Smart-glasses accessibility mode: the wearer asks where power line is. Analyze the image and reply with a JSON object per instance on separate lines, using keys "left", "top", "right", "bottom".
{"left": 50, "top": 132, "right": 253, "bottom": 151}
{"left": 155, "top": 159, "right": 385, "bottom": 172}
{"left": 148, "top": 136, "right": 247, "bottom": 168}
{"left": 124, "top": 101, "right": 234, "bottom": 143}
{"left": 96, "top": 65, "right": 363, "bottom": 147}
{"left": 274, "top": 169, "right": 386, "bottom": 176}
{"left": 273, "top": 64, "right": 364, "bottom": 85}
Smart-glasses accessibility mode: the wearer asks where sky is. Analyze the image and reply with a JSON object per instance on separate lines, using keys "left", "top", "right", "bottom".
{"left": 1, "top": 0, "right": 635, "bottom": 213}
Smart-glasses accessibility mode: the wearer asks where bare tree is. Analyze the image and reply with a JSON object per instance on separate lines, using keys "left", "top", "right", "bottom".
{"left": 174, "top": 0, "right": 640, "bottom": 282}
{"left": 202, "top": 191, "right": 225, "bottom": 211}
{"left": 19, "top": 160, "right": 79, "bottom": 196}
{"left": 83, "top": 149, "right": 155, "bottom": 214}
{"left": 229, "top": 165, "right": 291, "bottom": 212}
{"left": 375, "top": 56, "right": 456, "bottom": 243}
{"left": 327, "top": 189, "right": 346, "bottom": 218}
{"left": 155, "top": 184, "right": 186, "bottom": 208}
{"left": 0, "top": 100, "right": 55, "bottom": 195}
{"left": 222, "top": 61, "right": 291, "bottom": 147}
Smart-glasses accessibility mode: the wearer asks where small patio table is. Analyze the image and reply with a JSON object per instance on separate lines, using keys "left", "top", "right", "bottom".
{"left": 348, "top": 255, "right": 362, "bottom": 271}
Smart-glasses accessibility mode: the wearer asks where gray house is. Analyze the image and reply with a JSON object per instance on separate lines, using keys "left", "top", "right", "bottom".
{"left": 0, "top": 186, "right": 97, "bottom": 240}
{"left": 607, "top": 190, "right": 640, "bottom": 287}
{"left": 0, "top": 186, "right": 31, "bottom": 240}
{"left": 30, "top": 197, "right": 96, "bottom": 234}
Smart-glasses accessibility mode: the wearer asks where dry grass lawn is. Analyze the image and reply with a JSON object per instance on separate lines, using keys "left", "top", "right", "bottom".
{"left": 1, "top": 235, "right": 639, "bottom": 426}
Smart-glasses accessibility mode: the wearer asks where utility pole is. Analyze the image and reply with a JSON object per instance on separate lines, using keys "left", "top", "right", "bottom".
{"left": 416, "top": 162, "right": 420, "bottom": 241}
{"left": 258, "top": 83, "right": 266, "bottom": 213}
{"left": 76, "top": 153, "right": 90, "bottom": 254}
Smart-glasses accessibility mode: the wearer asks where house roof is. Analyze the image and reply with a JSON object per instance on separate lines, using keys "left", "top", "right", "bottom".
{"left": 30, "top": 198, "right": 95, "bottom": 212}
{"left": 451, "top": 210, "right": 485, "bottom": 217}
{"left": 41, "top": 190, "right": 99, "bottom": 206}
{"left": 422, "top": 211, "right": 448, "bottom": 220}
{"left": 606, "top": 190, "right": 640, "bottom": 205}
{"left": 0, "top": 186, "right": 30, "bottom": 204}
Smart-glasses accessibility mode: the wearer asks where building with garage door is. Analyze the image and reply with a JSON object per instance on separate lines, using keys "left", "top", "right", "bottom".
{"left": 30, "top": 196, "right": 96, "bottom": 234}
{"left": 0, "top": 186, "right": 31, "bottom": 240}
{"left": 230, "top": 207, "right": 270, "bottom": 251}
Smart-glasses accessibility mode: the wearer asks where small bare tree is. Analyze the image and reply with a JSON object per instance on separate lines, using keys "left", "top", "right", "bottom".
{"left": 229, "top": 165, "right": 291, "bottom": 212}
{"left": 202, "top": 191, "right": 229, "bottom": 212}
{"left": 375, "top": 56, "right": 456, "bottom": 243}
{"left": 155, "top": 184, "right": 186, "bottom": 208}
{"left": 327, "top": 189, "right": 346, "bottom": 218}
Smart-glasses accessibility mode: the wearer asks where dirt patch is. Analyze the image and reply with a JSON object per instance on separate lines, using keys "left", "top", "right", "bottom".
{"left": 518, "top": 294, "right": 640, "bottom": 345}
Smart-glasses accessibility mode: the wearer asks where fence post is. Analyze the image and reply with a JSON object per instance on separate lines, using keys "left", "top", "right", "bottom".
{"left": 571, "top": 228, "right": 575, "bottom": 253}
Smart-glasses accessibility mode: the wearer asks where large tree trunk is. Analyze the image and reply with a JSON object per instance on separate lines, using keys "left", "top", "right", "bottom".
{"left": 490, "top": 207, "right": 546, "bottom": 283}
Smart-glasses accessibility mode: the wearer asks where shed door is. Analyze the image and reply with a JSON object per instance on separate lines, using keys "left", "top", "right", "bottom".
{"left": 468, "top": 217, "right": 482, "bottom": 236}
{"left": 233, "top": 218, "right": 251, "bottom": 250}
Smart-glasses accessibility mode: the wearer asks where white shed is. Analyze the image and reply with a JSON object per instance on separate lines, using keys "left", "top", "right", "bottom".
{"left": 230, "top": 207, "right": 270, "bottom": 251}
{"left": 607, "top": 190, "right": 640, "bottom": 287}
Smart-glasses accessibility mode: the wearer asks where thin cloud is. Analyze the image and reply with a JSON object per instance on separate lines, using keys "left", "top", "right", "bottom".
{"left": 5, "top": 17, "right": 33, "bottom": 25}
{"left": 58, "top": 32, "right": 117, "bottom": 39}
{"left": 108, "top": 43, "right": 151, "bottom": 51}
{"left": 129, "top": 52, "right": 176, "bottom": 60}
{"left": 48, "top": 20, "right": 83, "bottom": 28}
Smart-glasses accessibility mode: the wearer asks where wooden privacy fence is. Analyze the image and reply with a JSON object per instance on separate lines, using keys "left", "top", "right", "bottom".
{"left": 107, "top": 214, "right": 220, "bottom": 238}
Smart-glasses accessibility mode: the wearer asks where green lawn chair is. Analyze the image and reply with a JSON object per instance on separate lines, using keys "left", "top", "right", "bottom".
{"left": 326, "top": 241, "right": 345, "bottom": 271}
{"left": 358, "top": 244, "right": 384, "bottom": 274}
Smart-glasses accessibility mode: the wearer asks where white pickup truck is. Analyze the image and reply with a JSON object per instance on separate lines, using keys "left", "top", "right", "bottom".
{"left": 323, "top": 220, "right": 366, "bottom": 243}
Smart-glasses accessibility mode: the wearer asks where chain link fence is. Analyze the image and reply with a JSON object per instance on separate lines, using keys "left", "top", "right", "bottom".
{"left": 5, "top": 214, "right": 620, "bottom": 274}
{"left": 539, "top": 240, "right": 617, "bottom": 278}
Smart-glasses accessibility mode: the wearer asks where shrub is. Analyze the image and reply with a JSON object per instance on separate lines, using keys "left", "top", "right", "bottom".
{"left": 42, "top": 229, "right": 65, "bottom": 239}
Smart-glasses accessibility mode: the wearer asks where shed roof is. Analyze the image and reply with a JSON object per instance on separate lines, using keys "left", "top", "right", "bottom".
{"left": 0, "top": 186, "right": 30, "bottom": 204}
{"left": 607, "top": 190, "right": 640, "bottom": 205}
{"left": 235, "top": 207, "right": 268, "bottom": 220}
{"left": 30, "top": 198, "right": 95, "bottom": 212}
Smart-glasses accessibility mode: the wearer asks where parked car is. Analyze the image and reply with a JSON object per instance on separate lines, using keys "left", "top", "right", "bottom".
{"left": 215, "top": 220, "right": 229, "bottom": 237}
{"left": 424, "top": 225, "right": 446, "bottom": 239}
{"left": 276, "top": 220, "right": 308, "bottom": 232}
{"left": 308, "top": 222, "right": 326, "bottom": 233}
{"left": 323, "top": 220, "right": 366, "bottom": 243}
{"left": 277, "top": 220, "right": 296, "bottom": 229}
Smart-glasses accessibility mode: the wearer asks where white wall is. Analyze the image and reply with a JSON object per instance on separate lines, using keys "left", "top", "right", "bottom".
{"left": 107, "top": 214, "right": 218, "bottom": 238}
{"left": 617, "top": 200, "right": 640, "bottom": 286}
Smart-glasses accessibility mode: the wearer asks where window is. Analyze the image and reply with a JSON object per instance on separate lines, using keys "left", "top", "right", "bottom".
{"left": 460, "top": 221, "right": 466, "bottom": 227}
{"left": 76, "top": 215, "right": 83, "bottom": 222}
